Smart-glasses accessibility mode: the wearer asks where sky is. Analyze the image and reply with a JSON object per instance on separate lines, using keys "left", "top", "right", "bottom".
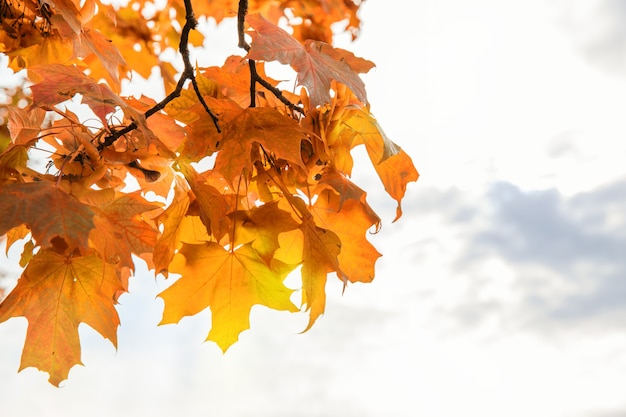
{"left": 1, "top": 0, "right": 626, "bottom": 416}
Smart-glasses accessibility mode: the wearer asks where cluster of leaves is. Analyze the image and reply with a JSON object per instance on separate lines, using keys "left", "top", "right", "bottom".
{"left": 0, "top": 0, "right": 418, "bottom": 386}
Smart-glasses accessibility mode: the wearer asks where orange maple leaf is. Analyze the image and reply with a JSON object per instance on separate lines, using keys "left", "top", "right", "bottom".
{"left": 153, "top": 178, "right": 191, "bottom": 277}
{"left": 0, "top": 249, "right": 124, "bottom": 386}
{"left": 348, "top": 111, "right": 419, "bottom": 221}
{"left": 275, "top": 196, "right": 345, "bottom": 331}
{"left": 0, "top": 182, "right": 94, "bottom": 250}
{"left": 246, "top": 13, "right": 375, "bottom": 107}
{"left": 90, "top": 192, "right": 160, "bottom": 270}
{"left": 180, "top": 164, "right": 232, "bottom": 242}
{"left": 311, "top": 187, "right": 382, "bottom": 284}
{"left": 45, "top": 0, "right": 127, "bottom": 88}
{"left": 214, "top": 107, "right": 308, "bottom": 183}
{"left": 327, "top": 103, "right": 420, "bottom": 221}
{"left": 300, "top": 215, "right": 343, "bottom": 331}
{"left": 159, "top": 242, "right": 299, "bottom": 352}
{"left": 7, "top": 108, "right": 47, "bottom": 146}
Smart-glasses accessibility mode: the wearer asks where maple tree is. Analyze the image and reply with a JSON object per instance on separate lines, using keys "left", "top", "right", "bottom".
{"left": 0, "top": 0, "right": 418, "bottom": 386}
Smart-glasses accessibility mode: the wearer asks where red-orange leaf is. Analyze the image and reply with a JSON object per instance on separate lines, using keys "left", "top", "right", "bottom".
{"left": 246, "top": 13, "right": 374, "bottom": 107}
{"left": 0, "top": 249, "right": 124, "bottom": 386}
{"left": 28, "top": 64, "right": 124, "bottom": 124}
{"left": 0, "top": 182, "right": 94, "bottom": 250}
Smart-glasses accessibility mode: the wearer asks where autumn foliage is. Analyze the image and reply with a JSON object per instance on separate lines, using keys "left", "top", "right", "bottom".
{"left": 0, "top": 0, "right": 418, "bottom": 385}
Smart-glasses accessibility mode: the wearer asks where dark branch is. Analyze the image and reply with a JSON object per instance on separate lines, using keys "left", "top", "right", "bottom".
{"left": 236, "top": 0, "right": 303, "bottom": 114}
{"left": 179, "top": 0, "right": 220, "bottom": 128}
{"left": 247, "top": 60, "right": 257, "bottom": 107}
{"left": 99, "top": 0, "right": 220, "bottom": 151}
{"left": 237, "top": 0, "right": 250, "bottom": 51}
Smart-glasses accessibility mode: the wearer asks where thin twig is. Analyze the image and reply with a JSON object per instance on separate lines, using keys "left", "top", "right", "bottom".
{"left": 254, "top": 69, "right": 304, "bottom": 114}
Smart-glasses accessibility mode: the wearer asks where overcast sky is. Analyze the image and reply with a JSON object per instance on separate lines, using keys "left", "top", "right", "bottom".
{"left": 2, "top": 1, "right": 626, "bottom": 416}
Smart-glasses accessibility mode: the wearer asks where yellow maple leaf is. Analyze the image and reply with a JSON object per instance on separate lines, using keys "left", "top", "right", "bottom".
{"left": 229, "top": 201, "right": 300, "bottom": 263}
{"left": 159, "top": 242, "right": 299, "bottom": 352}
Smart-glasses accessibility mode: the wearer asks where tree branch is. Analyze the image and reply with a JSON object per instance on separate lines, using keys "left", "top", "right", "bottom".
{"left": 237, "top": 0, "right": 304, "bottom": 115}
{"left": 99, "top": 0, "right": 220, "bottom": 151}
{"left": 238, "top": 0, "right": 250, "bottom": 51}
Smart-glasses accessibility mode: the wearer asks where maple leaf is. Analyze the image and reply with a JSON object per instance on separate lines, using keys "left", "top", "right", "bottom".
{"left": 173, "top": 97, "right": 243, "bottom": 162}
{"left": 179, "top": 163, "right": 232, "bottom": 242}
{"left": 6, "top": 36, "right": 74, "bottom": 72}
{"left": 329, "top": 104, "right": 420, "bottom": 221}
{"left": 276, "top": 196, "right": 345, "bottom": 331}
{"left": 201, "top": 56, "right": 295, "bottom": 109}
{"left": 46, "top": 0, "right": 83, "bottom": 34}
{"left": 28, "top": 64, "right": 124, "bottom": 124}
{"left": 153, "top": 178, "right": 191, "bottom": 277}
{"left": 7, "top": 108, "right": 47, "bottom": 146}
{"left": 246, "top": 13, "right": 375, "bottom": 107}
{"left": 350, "top": 113, "right": 419, "bottom": 221}
{"left": 300, "top": 216, "right": 343, "bottom": 331}
{"left": 0, "top": 249, "right": 124, "bottom": 386}
{"left": 77, "top": 28, "right": 127, "bottom": 88}
{"left": 311, "top": 188, "right": 381, "bottom": 283}
{"left": 45, "top": 0, "right": 128, "bottom": 88}
{"left": 214, "top": 107, "right": 309, "bottom": 183}
{"left": 159, "top": 242, "right": 299, "bottom": 352}
{"left": 89, "top": 3, "right": 160, "bottom": 80}
{"left": 89, "top": 192, "right": 160, "bottom": 270}
{"left": 230, "top": 201, "right": 300, "bottom": 263}
{"left": 0, "top": 182, "right": 94, "bottom": 250}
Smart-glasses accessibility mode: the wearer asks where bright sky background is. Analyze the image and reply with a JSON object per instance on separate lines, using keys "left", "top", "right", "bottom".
{"left": 2, "top": 1, "right": 626, "bottom": 416}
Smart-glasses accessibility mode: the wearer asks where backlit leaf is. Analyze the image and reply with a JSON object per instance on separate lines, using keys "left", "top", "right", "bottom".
{"left": 90, "top": 192, "right": 160, "bottom": 270}
{"left": 0, "top": 182, "right": 94, "bottom": 250}
{"left": 159, "top": 242, "right": 299, "bottom": 352}
{"left": 0, "top": 249, "right": 124, "bottom": 386}
{"left": 214, "top": 107, "right": 308, "bottom": 183}
{"left": 246, "top": 13, "right": 374, "bottom": 107}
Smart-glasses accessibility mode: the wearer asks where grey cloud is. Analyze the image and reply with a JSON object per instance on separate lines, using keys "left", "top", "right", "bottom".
{"left": 562, "top": 0, "right": 626, "bottom": 73}
{"left": 469, "top": 179, "right": 626, "bottom": 323}
{"left": 476, "top": 181, "right": 626, "bottom": 270}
